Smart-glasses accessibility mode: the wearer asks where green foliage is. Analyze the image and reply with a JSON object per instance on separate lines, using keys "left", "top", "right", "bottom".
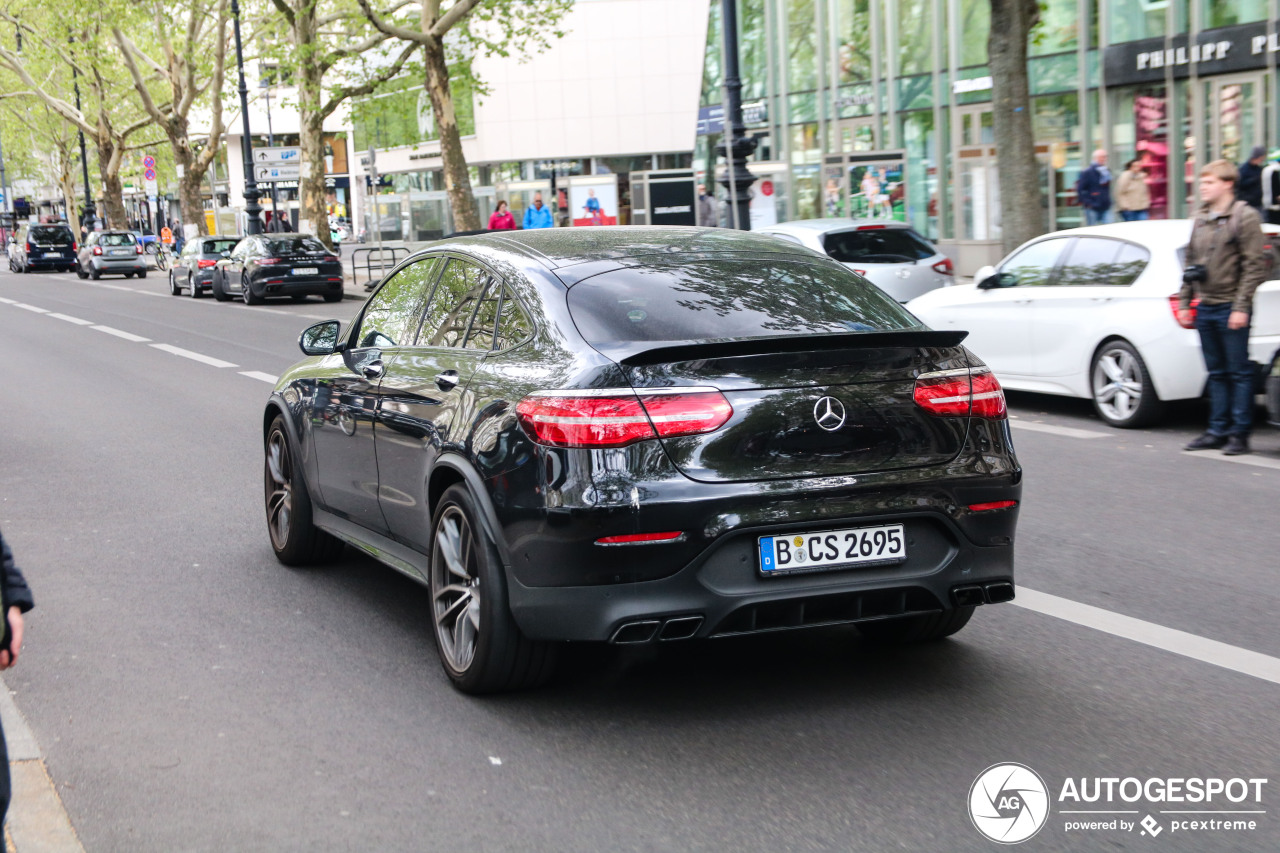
{"left": 351, "top": 62, "right": 478, "bottom": 152}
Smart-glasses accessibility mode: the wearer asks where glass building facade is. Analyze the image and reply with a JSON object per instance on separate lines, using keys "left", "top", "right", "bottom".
{"left": 697, "top": 0, "right": 1280, "bottom": 272}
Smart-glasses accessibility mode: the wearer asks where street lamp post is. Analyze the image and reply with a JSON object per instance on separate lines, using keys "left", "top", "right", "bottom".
{"left": 715, "top": 0, "right": 757, "bottom": 230}
{"left": 261, "top": 76, "right": 281, "bottom": 230}
{"left": 69, "top": 37, "right": 96, "bottom": 232}
{"left": 231, "top": 0, "right": 263, "bottom": 235}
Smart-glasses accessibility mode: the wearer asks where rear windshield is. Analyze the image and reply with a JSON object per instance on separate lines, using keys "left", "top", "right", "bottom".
{"left": 264, "top": 236, "right": 328, "bottom": 255}
{"left": 822, "top": 228, "right": 935, "bottom": 263}
{"left": 29, "top": 226, "right": 74, "bottom": 245}
{"left": 100, "top": 233, "right": 138, "bottom": 247}
{"left": 203, "top": 239, "right": 239, "bottom": 254}
{"left": 567, "top": 258, "right": 922, "bottom": 345}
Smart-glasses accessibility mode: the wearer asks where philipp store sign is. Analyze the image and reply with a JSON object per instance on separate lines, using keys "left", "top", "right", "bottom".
{"left": 1104, "top": 20, "right": 1280, "bottom": 86}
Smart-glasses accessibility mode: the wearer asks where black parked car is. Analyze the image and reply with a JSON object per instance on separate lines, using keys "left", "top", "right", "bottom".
{"left": 261, "top": 228, "right": 1022, "bottom": 693}
{"left": 9, "top": 223, "right": 77, "bottom": 272}
{"left": 212, "top": 233, "right": 343, "bottom": 304}
{"left": 169, "top": 236, "right": 242, "bottom": 298}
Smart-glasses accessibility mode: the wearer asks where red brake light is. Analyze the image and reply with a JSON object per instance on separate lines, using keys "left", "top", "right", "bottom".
{"left": 72, "top": 242, "right": 77, "bottom": 253}
{"left": 852, "top": 268, "right": 867, "bottom": 276}
{"left": 968, "top": 500, "right": 1018, "bottom": 512}
{"left": 857, "top": 224, "right": 888, "bottom": 230}
{"left": 1168, "top": 294, "right": 1200, "bottom": 329}
{"left": 197, "top": 259, "right": 218, "bottom": 268}
{"left": 595, "top": 531, "right": 686, "bottom": 546}
{"left": 516, "top": 388, "right": 733, "bottom": 448}
{"left": 135, "top": 244, "right": 143, "bottom": 254}
{"left": 257, "top": 258, "right": 284, "bottom": 265}
{"left": 913, "top": 368, "right": 1007, "bottom": 419}
{"left": 932, "top": 258, "right": 954, "bottom": 275}
{"left": 26, "top": 242, "right": 34, "bottom": 253}
{"left": 92, "top": 246, "right": 103, "bottom": 255}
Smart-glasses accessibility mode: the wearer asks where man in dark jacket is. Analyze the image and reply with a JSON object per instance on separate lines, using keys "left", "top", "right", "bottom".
{"left": 1179, "top": 160, "right": 1268, "bottom": 455}
{"left": 0, "top": 527, "right": 34, "bottom": 825}
{"left": 1075, "top": 149, "right": 1113, "bottom": 226}
{"left": 1236, "top": 145, "right": 1266, "bottom": 215}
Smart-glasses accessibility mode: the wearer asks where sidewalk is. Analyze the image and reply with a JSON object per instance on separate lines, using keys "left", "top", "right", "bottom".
{"left": 0, "top": 679, "right": 83, "bottom": 852}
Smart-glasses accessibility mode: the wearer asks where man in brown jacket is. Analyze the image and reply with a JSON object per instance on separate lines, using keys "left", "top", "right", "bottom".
{"left": 1178, "top": 160, "right": 1268, "bottom": 455}
{"left": 1116, "top": 159, "right": 1151, "bottom": 221}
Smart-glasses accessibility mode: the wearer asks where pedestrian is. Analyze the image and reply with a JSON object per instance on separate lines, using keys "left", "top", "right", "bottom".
{"left": 696, "top": 184, "right": 718, "bottom": 227}
{"left": 581, "top": 189, "right": 605, "bottom": 226}
{"left": 522, "top": 192, "right": 554, "bottom": 229}
{"left": 1235, "top": 145, "right": 1266, "bottom": 216}
{"left": 1260, "top": 150, "right": 1280, "bottom": 226}
{"left": 0, "top": 527, "right": 35, "bottom": 826}
{"left": 487, "top": 200, "right": 516, "bottom": 231}
{"left": 1179, "top": 160, "right": 1267, "bottom": 456}
{"left": 1116, "top": 159, "right": 1151, "bottom": 221}
{"left": 1075, "top": 149, "right": 1113, "bottom": 226}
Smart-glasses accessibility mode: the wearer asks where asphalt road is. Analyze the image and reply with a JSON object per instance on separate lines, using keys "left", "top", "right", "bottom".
{"left": 0, "top": 266, "right": 1277, "bottom": 852}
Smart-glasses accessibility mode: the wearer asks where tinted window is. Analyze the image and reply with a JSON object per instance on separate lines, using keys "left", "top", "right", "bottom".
{"left": 493, "top": 288, "right": 533, "bottom": 350}
{"left": 29, "top": 226, "right": 73, "bottom": 245}
{"left": 998, "top": 239, "right": 1068, "bottom": 286}
{"left": 1109, "top": 242, "right": 1149, "bottom": 286}
{"left": 567, "top": 259, "right": 920, "bottom": 345}
{"left": 263, "top": 236, "right": 328, "bottom": 255}
{"left": 822, "top": 228, "right": 934, "bottom": 263}
{"left": 1056, "top": 238, "right": 1149, "bottom": 287}
{"left": 100, "top": 233, "right": 137, "bottom": 247}
{"left": 463, "top": 280, "right": 502, "bottom": 351}
{"left": 419, "top": 259, "right": 489, "bottom": 348}
{"left": 356, "top": 257, "right": 441, "bottom": 348}
{"left": 203, "top": 239, "right": 239, "bottom": 255}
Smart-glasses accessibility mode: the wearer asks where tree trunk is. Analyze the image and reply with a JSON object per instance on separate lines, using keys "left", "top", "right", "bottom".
{"left": 298, "top": 84, "right": 331, "bottom": 246}
{"left": 424, "top": 38, "right": 479, "bottom": 232}
{"left": 168, "top": 117, "right": 210, "bottom": 237}
{"left": 988, "top": 0, "right": 1042, "bottom": 255}
{"left": 95, "top": 140, "right": 127, "bottom": 229}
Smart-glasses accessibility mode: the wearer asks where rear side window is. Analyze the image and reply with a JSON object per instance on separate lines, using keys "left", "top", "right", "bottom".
{"left": 418, "top": 259, "right": 490, "bottom": 348}
{"left": 567, "top": 259, "right": 921, "bottom": 345}
{"left": 822, "top": 228, "right": 934, "bottom": 263}
{"left": 203, "top": 239, "right": 239, "bottom": 254}
{"left": 1056, "top": 237, "right": 1149, "bottom": 287}
{"left": 264, "top": 236, "right": 327, "bottom": 255}
{"left": 29, "top": 227, "right": 73, "bottom": 245}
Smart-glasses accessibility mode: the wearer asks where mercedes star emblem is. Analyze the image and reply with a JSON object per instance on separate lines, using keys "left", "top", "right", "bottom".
{"left": 813, "top": 396, "right": 847, "bottom": 432}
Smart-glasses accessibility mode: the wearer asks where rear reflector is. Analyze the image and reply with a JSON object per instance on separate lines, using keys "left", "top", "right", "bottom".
{"left": 968, "top": 500, "right": 1018, "bottom": 512}
{"left": 913, "top": 368, "right": 1007, "bottom": 419}
{"left": 197, "top": 259, "right": 218, "bottom": 268}
{"left": 516, "top": 388, "right": 733, "bottom": 448}
{"left": 595, "top": 531, "right": 686, "bottom": 546}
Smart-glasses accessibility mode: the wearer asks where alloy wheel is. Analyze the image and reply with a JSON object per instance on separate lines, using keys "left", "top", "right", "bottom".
{"left": 264, "top": 429, "right": 293, "bottom": 551}
{"left": 1092, "top": 346, "right": 1144, "bottom": 423}
{"left": 431, "top": 507, "right": 481, "bottom": 673}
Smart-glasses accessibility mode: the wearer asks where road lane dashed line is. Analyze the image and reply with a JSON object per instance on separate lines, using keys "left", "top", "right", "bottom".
{"left": 1015, "top": 588, "right": 1280, "bottom": 687}
{"left": 1185, "top": 450, "right": 1280, "bottom": 471}
{"left": 0, "top": 296, "right": 15, "bottom": 304}
{"left": 34, "top": 274, "right": 349, "bottom": 320}
{"left": 13, "top": 303, "right": 48, "bottom": 313}
{"left": 149, "top": 343, "right": 238, "bottom": 369}
{"left": 1009, "top": 420, "right": 1109, "bottom": 439}
{"left": 47, "top": 312, "right": 94, "bottom": 325}
{"left": 90, "top": 325, "right": 151, "bottom": 343}
{"left": 239, "top": 371, "right": 279, "bottom": 384}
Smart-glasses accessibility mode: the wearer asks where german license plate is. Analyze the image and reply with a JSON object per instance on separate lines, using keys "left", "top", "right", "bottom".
{"left": 110, "top": 249, "right": 132, "bottom": 256}
{"left": 292, "top": 267, "right": 318, "bottom": 275}
{"left": 45, "top": 252, "right": 62, "bottom": 258}
{"left": 759, "top": 524, "right": 906, "bottom": 576}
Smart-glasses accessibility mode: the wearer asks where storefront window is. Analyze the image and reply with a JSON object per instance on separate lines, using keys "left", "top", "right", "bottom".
{"left": 835, "top": 0, "right": 871, "bottom": 83}
{"left": 788, "top": 0, "right": 818, "bottom": 92}
{"left": 1110, "top": 86, "right": 1169, "bottom": 219}
{"left": 1030, "top": 0, "right": 1078, "bottom": 56}
{"left": 957, "top": 0, "right": 990, "bottom": 67}
{"left": 898, "top": 0, "right": 932, "bottom": 77}
{"left": 1203, "top": 0, "right": 1265, "bottom": 29}
{"left": 1034, "top": 94, "right": 1082, "bottom": 229}
{"left": 790, "top": 122, "right": 822, "bottom": 219}
{"left": 1108, "top": 1, "right": 1175, "bottom": 45}
{"left": 1029, "top": 54, "right": 1079, "bottom": 96}
{"left": 899, "top": 111, "right": 938, "bottom": 238}
{"left": 701, "top": 2, "right": 721, "bottom": 106}
{"left": 740, "top": 0, "right": 768, "bottom": 102}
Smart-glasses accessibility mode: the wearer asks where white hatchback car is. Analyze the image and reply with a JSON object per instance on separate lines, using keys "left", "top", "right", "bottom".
{"left": 906, "top": 220, "right": 1280, "bottom": 428}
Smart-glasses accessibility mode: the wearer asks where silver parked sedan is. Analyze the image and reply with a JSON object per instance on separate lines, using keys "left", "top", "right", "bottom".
{"left": 76, "top": 231, "right": 147, "bottom": 279}
{"left": 756, "top": 219, "right": 953, "bottom": 302}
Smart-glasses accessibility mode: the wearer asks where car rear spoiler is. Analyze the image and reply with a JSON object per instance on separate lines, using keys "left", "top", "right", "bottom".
{"left": 598, "top": 329, "right": 969, "bottom": 367}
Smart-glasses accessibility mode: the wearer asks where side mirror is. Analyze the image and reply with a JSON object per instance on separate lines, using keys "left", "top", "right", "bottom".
{"left": 977, "top": 272, "right": 1017, "bottom": 290}
{"left": 973, "top": 265, "right": 996, "bottom": 285}
{"left": 221, "top": 250, "right": 231, "bottom": 258}
{"left": 299, "top": 320, "right": 343, "bottom": 356}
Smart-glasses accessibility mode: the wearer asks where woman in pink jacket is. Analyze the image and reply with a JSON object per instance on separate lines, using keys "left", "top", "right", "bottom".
{"left": 488, "top": 200, "right": 516, "bottom": 231}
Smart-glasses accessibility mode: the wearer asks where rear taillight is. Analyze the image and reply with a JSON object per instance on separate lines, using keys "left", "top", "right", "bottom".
{"left": 913, "top": 368, "right": 1007, "bottom": 419}
{"left": 26, "top": 242, "right": 34, "bottom": 253}
{"left": 932, "top": 258, "right": 954, "bottom": 275}
{"left": 92, "top": 246, "right": 103, "bottom": 255}
{"left": 1168, "top": 294, "right": 1200, "bottom": 329}
{"left": 595, "top": 531, "right": 686, "bottom": 546}
{"left": 257, "top": 258, "right": 284, "bottom": 265}
{"left": 197, "top": 259, "right": 218, "bottom": 268}
{"left": 135, "top": 244, "right": 143, "bottom": 254}
{"left": 857, "top": 224, "right": 888, "bottom": 230}
{"left": 516, "top": 388, "right": 733, "bottom": 448}
{"left": 968, "top": 500, "right": 1017, "bottom": 512}
{"left": 72, "top": 242, "right": 77, "bottom": 253}
{"left": 852, "top": 268, "right": 867, "bottom": 276}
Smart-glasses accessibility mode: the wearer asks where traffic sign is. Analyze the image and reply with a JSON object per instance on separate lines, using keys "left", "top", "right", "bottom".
{"left": 256, "top": 165, "right": 300, "bottom": 182}
{"left": 254, "top": 146, "right": 301, "bottom": 167}
{"left": 144, "top": 168, "right": 157, "bottom": 181}
{"left": 142, "top": 155, "right": 156, "bottom": 169}
{"left": 145, "top": 180, "right": 158, "bottom": 196}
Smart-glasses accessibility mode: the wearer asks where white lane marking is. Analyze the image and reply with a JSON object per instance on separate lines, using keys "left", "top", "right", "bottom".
{"left": 90, "top": 325, "right": 151, "bottom": 343}
{"left": 132, "top": 289, "right": 168, "bottom": 297}
{"left": 0, "top": 296, "right": 15, "bottom": 304}
{"left": 13, "top": 303, "right": 49, "bottom": 313}
{"left": 1185, "top": 451, "right": 1280, "bottom": 472}
{"left": 95, "top": 283, "right": 134, "bottom": 291}
{"left": 1009, "top": 420, "right": 1109, "bottom": 439}
{"left": 149, "top": 343, "right": 238, "bottom": 368}
{"left": 239, "top": 371, "right": 278, "bottom": 384}
{"left": 47, "top": 312, "right": 94, "bottom": 325}
{"left": 1015, "top": 588, "right": 1280, "bottom": 686}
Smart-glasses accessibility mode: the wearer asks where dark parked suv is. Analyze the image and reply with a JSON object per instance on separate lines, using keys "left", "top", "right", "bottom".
{"left": 9, "top": 224, "right": 77, "bottom": 272}
{"left": 261, "top": 228, "right": 1022, "bottom": 693}
{"left": 213, "top": 233, "right": 343, "bottom": 303}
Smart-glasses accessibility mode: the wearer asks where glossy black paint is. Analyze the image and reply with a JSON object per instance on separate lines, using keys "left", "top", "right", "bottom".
{"left": 219, "top": 234, "right": 343, "bottom": 300}
{"left": 265, "top": 227, "right": 1022, "bottom": 643}
{"left": 10, "top": 224, "right": 77, "bottom": 272}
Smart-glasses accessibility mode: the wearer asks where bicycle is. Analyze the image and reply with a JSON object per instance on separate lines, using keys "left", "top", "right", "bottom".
{"left": 154, "top": 243, "right": 174, "bottom": 271}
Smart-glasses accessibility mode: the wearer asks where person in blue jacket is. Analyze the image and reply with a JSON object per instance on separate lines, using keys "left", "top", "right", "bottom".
{"left": 1076, "top": 149, "right": 1113, "bottom": 226}
{"left": 0, "top": 527, "right": 34, "bottom": 826}
{"left": 522, "top": 192, "right": 555, "bottom": 229}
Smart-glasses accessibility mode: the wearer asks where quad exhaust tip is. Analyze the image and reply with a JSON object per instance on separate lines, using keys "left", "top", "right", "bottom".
{"left": 611, "top": 615, "right": 704, "bottom": 644}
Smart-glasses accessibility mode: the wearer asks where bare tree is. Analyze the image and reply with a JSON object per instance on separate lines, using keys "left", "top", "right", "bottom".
{"left": 988, "top": 0, "right": 1041, "bottom": 254}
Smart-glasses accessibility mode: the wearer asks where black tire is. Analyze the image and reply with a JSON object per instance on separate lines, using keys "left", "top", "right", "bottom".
{"left": 89, "top": 266, "right": 100, "bottom": 280}
{"left": 188, "top": 274, "right": 202, "bottom": 298}
{"left": 264, "top": 416, "right": 344, "bottom": 566}
{"left": 1089, "top": 339, "right": 1162, "bottom": 428}
{"left": 428, "top": 484, "right": 557, "bottom": 694}
{"left": 136, "top": 268, "right": 146, "bottom": 279}
{"left": 857, "top": 606, "right": 975, "bottom": 643}
{"left": 75, "top": 262, "right": 88, "bottom": 279}
{"left": 243, "top": 273, "right": 262, "bottom": 305}
{"left": 323, "top": 292, "right": 343, "bottom": 303}
{"left": 213, "top": 271, "right": 230, "bottom": 301}
{"left": 168, "top": 270, "right": 180, "bottom": 295}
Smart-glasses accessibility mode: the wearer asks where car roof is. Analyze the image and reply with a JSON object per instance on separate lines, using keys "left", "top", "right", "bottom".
{"left": 760, "top": 219, "right": 913, "bottom": 235}
{"left": 432, "top": 226, "right": 828, "bottom": 269}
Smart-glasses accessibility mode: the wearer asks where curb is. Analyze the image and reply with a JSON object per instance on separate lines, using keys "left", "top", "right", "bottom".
{"left": 0, "top": 681, "right": 83, "bottom": 852}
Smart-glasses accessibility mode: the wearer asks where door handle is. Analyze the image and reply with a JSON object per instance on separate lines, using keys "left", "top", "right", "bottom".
{"left": 435, "top": 370, "right": 460, "bottom": 391}
{"left": 362, "top": 359, "right": 385, "bottom": 380}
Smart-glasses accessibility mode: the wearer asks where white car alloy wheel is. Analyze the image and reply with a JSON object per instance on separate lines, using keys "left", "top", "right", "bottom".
{"left": 1090, "top": 341, "right": 1160, "bottom": 428}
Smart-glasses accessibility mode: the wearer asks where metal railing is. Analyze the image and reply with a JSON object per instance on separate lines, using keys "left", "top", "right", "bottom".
{"left": 351, "top": 246, "right": 410, "bottom": 291}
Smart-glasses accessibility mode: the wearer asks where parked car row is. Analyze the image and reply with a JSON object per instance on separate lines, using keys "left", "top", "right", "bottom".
{"left": 169, "top": 234, "right": 345, "bottom": 304}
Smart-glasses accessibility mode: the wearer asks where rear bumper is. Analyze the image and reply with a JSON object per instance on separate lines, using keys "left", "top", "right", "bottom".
{"left": 252, "top": 275, "right": 344, "bottom": 296}
{"left": 26, "top": 256, "right": 75, "bottom": 269}
{"left": 90, "top": 257, "right": 147, "bottom": 272}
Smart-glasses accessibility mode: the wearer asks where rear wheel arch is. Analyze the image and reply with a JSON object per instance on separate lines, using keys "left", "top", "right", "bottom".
{"left": 428, "top": 456, "right": 511, "bottom": 569}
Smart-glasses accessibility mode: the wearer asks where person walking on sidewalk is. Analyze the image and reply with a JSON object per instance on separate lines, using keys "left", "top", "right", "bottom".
{"left": 487, "top": 200, "right": 516, "bottom": 231}
{"left": 522, "top": 193, "right": 554, "bottom": 230}
{"left": 1236, "top": 145, "right": 1266, "bottom": 217}
{"left": 1076, "top": 149, "right": 1113, "bottom": 226}
{"left": 0, "top": 527, "right": 34, "bottom": 825}
{"left": 1180, "top": 160, "right": 1267, "bottom": 456}
{"left": 1260, "top": 151, "right": 1280, "bottom": 225}
{"left": 1116, "top": 159, "right": 1151, "bottom": 221}
{"left": 696, "top": 184, "right": 718, "bottom": 227}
